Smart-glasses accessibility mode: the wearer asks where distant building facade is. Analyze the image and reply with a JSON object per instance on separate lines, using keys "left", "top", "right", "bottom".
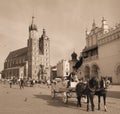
{"left": 80, "top": 18, "right": 120, "bottom": 84}
{"left": 2, "top": 17, "right": 50, "bottom": 81}
{"left": 50, "top": 66, "right": 57, "bottom": 80}
{"left": 56, "top": 60, "right": 70, "bottom": 78}
{"left": 56, "top": 51, "right": 78, "bottom": 78}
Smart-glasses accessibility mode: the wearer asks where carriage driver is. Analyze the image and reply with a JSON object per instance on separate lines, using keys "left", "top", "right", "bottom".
{"left": 67, "top": 72, "right": 79, "bottom": 88}
{"left": 71, "top": 72, "right": 79, "bottom": 82}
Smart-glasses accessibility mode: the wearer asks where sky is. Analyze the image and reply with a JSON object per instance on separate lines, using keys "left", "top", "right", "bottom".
{"left": 0, "top": 0, "right": 120, "bottom": 71}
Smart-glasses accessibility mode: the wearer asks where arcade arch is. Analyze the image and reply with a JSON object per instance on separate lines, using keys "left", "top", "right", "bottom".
{"left": 84, "top": 66, "right": 90, "bottom": 80}
{"left": 116, "top": 65, "right": 120, "bottom": 82}
{"left": 91, "top": 64, "right": 99, "bottom": 78}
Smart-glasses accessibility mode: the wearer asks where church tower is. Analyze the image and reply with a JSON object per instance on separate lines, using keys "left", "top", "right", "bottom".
{"left": 101, "top": 17, "right": 109, "bottom": 34}
{"left": 27, "top": 16, "right": 39, "bottom": 79}
{"left": 71, "top": 51, "right": 77, "bottom": 61}
{"left": 69, "top": 51, "right": 78, "bottom": 73}
{"left": 39, "top": 29, "right": 50, "bottom": 80}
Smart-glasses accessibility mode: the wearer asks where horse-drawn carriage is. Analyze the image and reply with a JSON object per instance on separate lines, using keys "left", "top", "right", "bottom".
{"left": 51, "top": 76, "right": 111, "bottom": 111}
{"left": 51, "top": 77, "right": 86, "bottom": 103}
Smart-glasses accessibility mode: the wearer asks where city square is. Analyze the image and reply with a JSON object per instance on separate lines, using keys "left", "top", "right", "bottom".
{"left": 0, "top": 82, "right": 120, "bottom": 114}
{"left": 0, "top": 0, "right": 120, "bottom": 114}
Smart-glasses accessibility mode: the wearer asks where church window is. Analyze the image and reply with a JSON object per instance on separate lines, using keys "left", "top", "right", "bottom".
{"left": 66, "top": 72, "right": 68, "bottom": 75}
{"left": 66, "top": 68, "right": 68, "bottom": 71}
{"left": 87, "top": 39, "right": 89, "bottom": 47}
{"left": 9, "top": 62, "right": 11, "bottom": 67}
{"left": 79, "top": 72, "right": 81, "bottom": 75}
{"left": 16, "top": 59, "right": 18, "bottom": 64}
{"left": 36, "top": 57, "right": 38, "bottom": 60}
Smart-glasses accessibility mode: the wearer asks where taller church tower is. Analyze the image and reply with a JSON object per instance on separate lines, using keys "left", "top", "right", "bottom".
{"left": 27, "top": 16, "right": 39, "bottom": 79}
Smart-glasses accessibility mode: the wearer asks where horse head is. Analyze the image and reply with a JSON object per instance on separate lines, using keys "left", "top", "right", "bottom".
{"left": 88, "top": 77, "right": 99, "bottom": 92}
{"left": 99, "top": 77, "right": 111, "bottom": 89}
{"left": 105, "top": 79, "right": 110, "bottom": 88}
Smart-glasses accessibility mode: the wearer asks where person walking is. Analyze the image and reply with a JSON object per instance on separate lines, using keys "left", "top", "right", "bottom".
{"left": 20, "top": 78, "right": 24, "bottom": 89}
{"left": 9, "top": 79, "right": 12, "bottom": 88}
{"left": 47, "top": 79, "right": 51, "bottom": 88}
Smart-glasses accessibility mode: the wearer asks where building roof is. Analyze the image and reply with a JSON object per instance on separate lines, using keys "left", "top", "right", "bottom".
{"left": 6, "top": 47, "right": 28, "bottom": 60}
{"left": 82, "top": 45, "right": 98, "bottom": 53}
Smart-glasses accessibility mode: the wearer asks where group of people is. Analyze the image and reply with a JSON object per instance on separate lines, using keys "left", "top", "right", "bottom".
{"left": 9, "top": 78, "right": 25, "bottom": 89}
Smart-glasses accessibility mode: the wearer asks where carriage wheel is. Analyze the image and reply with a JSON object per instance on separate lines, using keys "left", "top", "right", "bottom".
{"left": 62, "top": 92, "right": 68, "bottom": 104}
{"left": 51, "top": 89, "right": 55, "bottom": 99}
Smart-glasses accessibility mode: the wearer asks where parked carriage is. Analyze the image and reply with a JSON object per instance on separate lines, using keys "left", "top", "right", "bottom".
{"left": 51, "top": 77, "right": 86, "bottom": 104}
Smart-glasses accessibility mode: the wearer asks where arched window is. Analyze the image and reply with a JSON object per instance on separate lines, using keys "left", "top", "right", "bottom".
{"left": 116, "top": 65, "right": 120, "bottom": 76}
{"left": 84, "top": 66, "right": 90, "bottom": 79}
{"left": 91, "top": 64, "right": 99, "bottom": 78}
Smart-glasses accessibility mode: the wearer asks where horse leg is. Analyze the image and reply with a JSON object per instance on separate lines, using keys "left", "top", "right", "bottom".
{"left": 77, "top": 96, "right": 81, "bottom": 107}
{"left": 87, "top": 95, "right": 89, "bottom": 111}
{"left": 98, "top": 95, "right": 100, "bottom": 110}
{"left": 90, "top": 94, "right": 95, "bottom": 111}
{"left": 103, "top": 94, "right": 107, "bottom": 111}
{"left": 77, "top": 96, "right": 80, "bottom": 107}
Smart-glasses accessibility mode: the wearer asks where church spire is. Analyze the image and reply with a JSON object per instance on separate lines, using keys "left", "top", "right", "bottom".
{"left": 41, "top": 28, "right": 48, "bottom": 38}
{"left": 101, "top": 17, "right": 109, "bottom": 33}
{"left": 43, "top": 28, "right": 46, "bottom": 36}
{"left": 101, "top": 17, "right": 107, "bottom": 27}
{"left": 29, "top": 16, "right": 37, "bottom": 32}
{"left": 32, "top": 16, "right": 35, "bottom": 24}
{"left": 92, "top": 19, "right": 96, "bottom": 29}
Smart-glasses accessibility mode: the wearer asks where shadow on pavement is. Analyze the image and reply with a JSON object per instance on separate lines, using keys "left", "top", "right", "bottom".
{"left": 33, "top": 94, "right": 87, "bottom": 111}
{"left": 107, "top": 91, "right": 120, "bottom": 99}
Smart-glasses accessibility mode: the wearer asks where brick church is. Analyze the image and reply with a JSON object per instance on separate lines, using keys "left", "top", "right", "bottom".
{"left": 2, "top": 17, "right": 50, "bottom": 81}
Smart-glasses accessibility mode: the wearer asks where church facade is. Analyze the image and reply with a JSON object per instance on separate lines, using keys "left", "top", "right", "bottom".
{"left": 2, "top": 17, "right": 50, "bottom": 81}
{"left": 79, "top": 18, "right": 120, "bottom": 84}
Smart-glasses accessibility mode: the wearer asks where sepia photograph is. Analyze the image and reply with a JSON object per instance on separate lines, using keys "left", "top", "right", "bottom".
{"left": 0, "top": 0, "right": 120, "bottom": 114}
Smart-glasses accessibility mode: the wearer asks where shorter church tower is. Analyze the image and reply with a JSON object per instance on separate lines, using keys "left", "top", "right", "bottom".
{"left": 69, "top": 51, "right": 78, "bottom": 73}
{"left": 39, "top": 29, "right": 50, "bottom": 81}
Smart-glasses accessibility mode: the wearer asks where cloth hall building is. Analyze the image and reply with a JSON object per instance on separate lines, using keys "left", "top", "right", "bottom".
{"left": 2, "top": 17, "right": 50, "bottom": 81}
{"left": 78, "top": 18, "right": 120, "bottom": 84}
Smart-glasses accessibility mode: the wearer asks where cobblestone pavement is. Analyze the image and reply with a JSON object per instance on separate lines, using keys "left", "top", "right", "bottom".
{"left": 0, "top": 83, "right": 120, "bottom": 114}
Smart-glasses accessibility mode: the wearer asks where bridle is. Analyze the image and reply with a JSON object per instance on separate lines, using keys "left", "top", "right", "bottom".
{"left": 105, "top": 79, "right": 110, "bottom": 88}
